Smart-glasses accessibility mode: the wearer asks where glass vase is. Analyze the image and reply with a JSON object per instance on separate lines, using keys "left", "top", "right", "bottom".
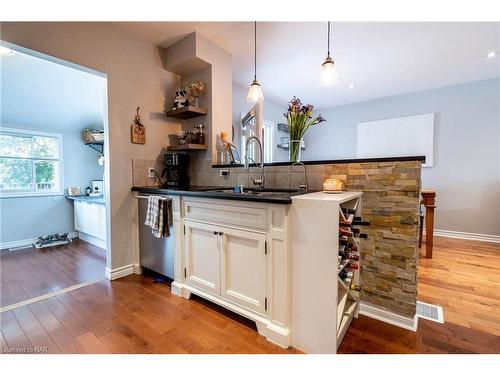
{"left": 289, "top": 139, "right": 302, "bottom": 163}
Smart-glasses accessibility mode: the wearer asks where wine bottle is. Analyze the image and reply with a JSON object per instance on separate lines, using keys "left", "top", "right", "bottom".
{"left": 353, "top": 218, "right": 370, "bottom": 226}
{"left": 339, "top": 269, "right": 353, "bottom": 280}
{"left": 339, "top": 228, "right": 353, "bottom": 237}
{"left": 350, "top": 263, "right": 359, "bottom": 270}
{"left": 346, "top": 253, "right": 359, "bottom": 261}
{"left": 341, "top": 208, "right": 356, "bottom": 215}
{"left": 350, "top": 284, "right": 361, "bottom": 292}
{"left": 340, "top": 241, "right": 356, "bottom": 252}
{"left": 354, "top": 232, "right": 368, "bottom": 239}
{"left": 339, "top": 220, "right": 352, "bottom": 227}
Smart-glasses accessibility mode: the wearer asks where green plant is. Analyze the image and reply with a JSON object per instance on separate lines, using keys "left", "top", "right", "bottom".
{"left": 284, "top": 97, "right": 325, "bottom": 161}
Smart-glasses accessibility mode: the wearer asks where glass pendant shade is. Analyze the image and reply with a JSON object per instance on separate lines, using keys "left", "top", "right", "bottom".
{"left": 247, "top": 79, "right": 264, "bottom": 103}
{"left": 319, "top": 57, "right": 339, "bottom": 87}
{"left": 247, "top": 22, "right": 264, "bottom": 103}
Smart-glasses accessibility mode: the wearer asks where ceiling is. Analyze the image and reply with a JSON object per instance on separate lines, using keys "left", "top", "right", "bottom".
{"left": 1, "top": 50, "right": 106, "bottom": 131}
{"left": 116, "top": 22, "right": 500, "bottom": 108}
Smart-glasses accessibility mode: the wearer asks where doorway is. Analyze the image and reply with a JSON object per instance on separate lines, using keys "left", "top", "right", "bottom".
{"left": 0, "top": 41, "right": 110, "bottom": 310}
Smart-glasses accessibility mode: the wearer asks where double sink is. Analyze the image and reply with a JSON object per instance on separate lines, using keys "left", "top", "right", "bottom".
{"left": 198, "top": 187, "right": 302, "bottom": 197}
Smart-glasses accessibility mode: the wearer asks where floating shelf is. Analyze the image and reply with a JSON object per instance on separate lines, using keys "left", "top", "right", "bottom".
{"left": 277, "top": 123, "right": 289, "bottom": 133}
{"left": 85, "top": 141, "right": 104, "bottom": 155}
{"left": 277, "top": 144, "right": 306, "bottom": 150}
{"left": 166, "top": 143, "right": 208, "bottom": 151}
{"left": 166, "top": 106, "right": 208, "bottom": 119}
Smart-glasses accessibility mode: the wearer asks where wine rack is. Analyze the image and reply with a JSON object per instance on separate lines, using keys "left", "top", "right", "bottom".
{"left": 336, "top": 195, "right": 368, "bottom": 349}
{"left": 289, "top": 190, "right": 366, "bottom": 353}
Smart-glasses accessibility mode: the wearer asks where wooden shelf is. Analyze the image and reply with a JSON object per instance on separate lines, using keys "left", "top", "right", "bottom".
{"left": 166, "top": 143, "right": 208, "bottom": 151}
{"left": 277, "top": 144, "right": 306, "bottom": 150}
{"left": 166, "top": 106, "right": 208, "bottom": 119}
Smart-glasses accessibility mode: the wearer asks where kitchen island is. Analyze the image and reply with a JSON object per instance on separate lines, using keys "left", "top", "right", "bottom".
{"left": 131, "top": 156, "right": 423, "bottom": 351}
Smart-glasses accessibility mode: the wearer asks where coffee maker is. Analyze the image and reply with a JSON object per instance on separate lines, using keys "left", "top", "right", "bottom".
{"left": 161, "top": 153, "right": 190, "bottom": 189}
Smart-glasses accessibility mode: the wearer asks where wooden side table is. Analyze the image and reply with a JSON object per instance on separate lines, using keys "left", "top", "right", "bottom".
{"left": 420, "top": 190, "right": 436, "bottom": 258}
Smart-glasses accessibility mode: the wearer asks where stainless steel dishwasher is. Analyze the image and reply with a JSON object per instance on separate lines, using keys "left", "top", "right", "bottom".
{"left": 138, "top": 195, "right": 174, "bottom": 280}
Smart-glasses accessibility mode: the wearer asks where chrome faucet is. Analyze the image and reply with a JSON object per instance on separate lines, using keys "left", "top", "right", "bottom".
{"left": 244, "top": 136, "right": 265, "bottom": 190}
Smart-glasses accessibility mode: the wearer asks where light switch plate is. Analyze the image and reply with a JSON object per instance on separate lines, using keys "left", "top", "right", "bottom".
{"left": 148, "top": 167, "right": 155, "bottom": 178}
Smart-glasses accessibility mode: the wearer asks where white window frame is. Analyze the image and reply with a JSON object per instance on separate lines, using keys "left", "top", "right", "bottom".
{"left": 0, "top": 126, "right": 64, "bottom": 198}
{"left": 262, "top": 120, "right": 274, "bottom": 164}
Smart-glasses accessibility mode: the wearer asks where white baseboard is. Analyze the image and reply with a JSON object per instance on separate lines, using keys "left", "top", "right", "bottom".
{"left": 426, "top": 229, "right": 500, "bottom": 244}
{"left": 78, "top": 232, "right": 107, "bottom": 250}
{"left": 359, "top": 302, "right": 418, "bottom": 332}
{"left": 133, "top": 263, "right": 142, "bottom": 274}
{"left": 105, "top": 264, "right": 135, "bottom": 280}
{"left": 0, "top": 231, "right": 79, "bottom": 251}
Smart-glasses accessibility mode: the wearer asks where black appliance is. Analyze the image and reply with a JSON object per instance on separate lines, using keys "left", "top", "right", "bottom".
{"left": 161, "top": 153, "right": 190, "bottom": 189}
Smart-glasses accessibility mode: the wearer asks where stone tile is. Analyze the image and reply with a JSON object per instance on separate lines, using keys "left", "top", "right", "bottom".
{"left": 276, "top": 173, "right": 290, "bottom": 189}
{"left": 264, "top": 173, "right": 276, "bottom": 189}
{"left": 236, "top": 173, "right": 249, "bottom": 187}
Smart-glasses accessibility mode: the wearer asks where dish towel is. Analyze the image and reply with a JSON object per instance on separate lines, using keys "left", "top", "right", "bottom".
{"left": 144, "top": 195, "right": 172, "bottom": 238}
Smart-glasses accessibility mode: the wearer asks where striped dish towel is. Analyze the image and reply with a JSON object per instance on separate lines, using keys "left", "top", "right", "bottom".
{"left": 144, "top": 195, "right": 172, "bottom": 238}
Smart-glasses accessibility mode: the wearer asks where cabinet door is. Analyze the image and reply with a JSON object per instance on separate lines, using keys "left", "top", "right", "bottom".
{"left": 74, "top": 201, "right": 84, "bottom": 231}
{"left": 220, "top": 227, "right": 267, "bottom": 314}
{"left": 74, "top": 201, "right": 101, "bottom": 237}
{"left": 184, "top": 220, "right": 221, "bottom": 296}
{"left": 98, "top": 204, "right": 106, "bottom": 241}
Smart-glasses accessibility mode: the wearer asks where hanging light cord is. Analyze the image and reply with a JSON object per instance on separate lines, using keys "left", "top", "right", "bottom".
{"left": 327, "top": 21, "right": 331, "bottom": 58}
{"left": 254, "top": 21, "right": 257, "bottom": 80}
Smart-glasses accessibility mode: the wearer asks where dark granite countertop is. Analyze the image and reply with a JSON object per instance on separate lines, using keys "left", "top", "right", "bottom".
{"left": 212, "top": 155, "right": 426, "bottom": 168}
{"left": 65, "top": 195, "right": 106, "bottom": 205}
{"left": 131, "top": 186, "right": 304, "bottom": 204}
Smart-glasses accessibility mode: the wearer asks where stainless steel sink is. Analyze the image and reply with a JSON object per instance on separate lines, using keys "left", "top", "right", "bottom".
{"left": 199, "top": 187, "right": 300, "bottom": 196}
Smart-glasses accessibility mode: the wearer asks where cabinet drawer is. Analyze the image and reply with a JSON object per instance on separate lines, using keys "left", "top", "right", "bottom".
{"left": 183, "top": 198, "right": 267, "bottom": 231}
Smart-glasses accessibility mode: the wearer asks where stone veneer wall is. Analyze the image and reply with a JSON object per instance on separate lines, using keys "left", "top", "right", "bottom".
{"left": 133, "top": 158, "right": 421, "bottom": 318}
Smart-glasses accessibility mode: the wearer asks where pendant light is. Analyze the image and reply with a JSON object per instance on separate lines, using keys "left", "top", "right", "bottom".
{"left": 319, "top": 21, "right": 339, "bottom": 87}
{"left": 247, "top": 21, "right": 264, "bottom": 103}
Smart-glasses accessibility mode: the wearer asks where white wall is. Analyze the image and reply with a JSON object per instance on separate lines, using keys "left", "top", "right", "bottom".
{"left": 0, "top": 22, "right": 182, "bottom": 270}
{"left": 305, "top": 78, "right": 500, "bottom": 236}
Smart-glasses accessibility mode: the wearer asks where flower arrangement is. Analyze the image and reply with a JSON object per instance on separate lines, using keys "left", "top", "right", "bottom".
{"left": 284, "top": 97, "right": 326, "bottom": 162}
{"left": 186, "top": 81, "right": 206, "bottom": 106}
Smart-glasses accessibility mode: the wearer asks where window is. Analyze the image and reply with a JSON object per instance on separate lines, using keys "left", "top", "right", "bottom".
{"left": 240, "top": 119, "right": 274, "bottom": 164}
{"left": 0, "top": 128, "right": 63, "bottom": 197}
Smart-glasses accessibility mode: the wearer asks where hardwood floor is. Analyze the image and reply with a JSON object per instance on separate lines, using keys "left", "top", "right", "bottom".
{"left": 339, "top": 236, "right": 500, "bottom": 353}
{"left": 0, "top": 239, "right": 105, "bottom": 308}
{"left": 417, "top": 237, "right": 500, "bottom": 336}
{"left": 0, "top": 274, "right": 299, "bottom": 354}
{"left": 0, "top": 236, "right": 498, "bottom": 354}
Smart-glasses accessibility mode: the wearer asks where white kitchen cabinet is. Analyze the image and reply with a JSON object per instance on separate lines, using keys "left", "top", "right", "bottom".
{"left": 184, "top": 220, "right": 221, "bottom": 295}
{"left": 74, "top": 200, "right": 106, "bottom": 249}
{"left": 173, "top": 197, "right": 288, "bottom": 348}
{"left": 184, "top": 219, "right": 268, "bottom": 315}
{"left": 220, "top": 227, "right": 267, "bottom": 314}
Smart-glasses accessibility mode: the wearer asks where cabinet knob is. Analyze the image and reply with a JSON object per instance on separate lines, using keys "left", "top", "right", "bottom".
{"left": 219, "top": 232, "right": 223, "bottom": 236}
{"left": 213, "top": 231, "right": 218, "bottom": 235}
